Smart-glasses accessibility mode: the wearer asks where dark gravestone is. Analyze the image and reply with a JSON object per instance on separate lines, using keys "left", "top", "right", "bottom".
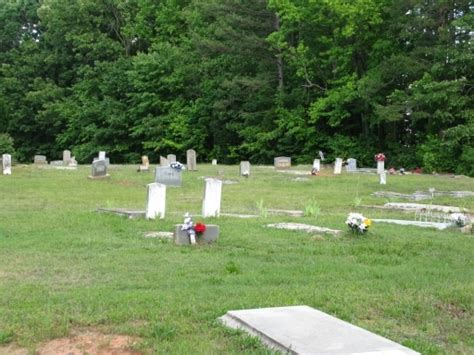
{"left": 89, "top": 160, "right": 109, "bottom": 179}
{"left": 155, "top": 166, "right": 182, "bottom": 186}
{"left": 174, "top": 225, "right": 219, "bottom": 245}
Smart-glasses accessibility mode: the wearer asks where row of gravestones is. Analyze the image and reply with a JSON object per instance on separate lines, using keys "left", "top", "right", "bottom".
{"left": 146, "top": 178, "right": 222, "bottom": 219}
{"left": 33, "top": 150, "right": 78, "bottom": 167}
{"left": 274, "top": 156, "right": 386, "bottom": 184}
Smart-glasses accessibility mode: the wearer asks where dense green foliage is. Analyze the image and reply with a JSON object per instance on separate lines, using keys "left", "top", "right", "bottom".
{"left": 0, "top": 0, "right": 472, "bottom": 174}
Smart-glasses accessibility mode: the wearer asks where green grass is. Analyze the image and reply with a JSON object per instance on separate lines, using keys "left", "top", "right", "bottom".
{"left": 0, "top": 164, "right": 473, "bottom": 354}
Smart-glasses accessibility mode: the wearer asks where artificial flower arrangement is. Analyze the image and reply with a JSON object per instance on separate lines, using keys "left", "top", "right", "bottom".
{"left": 170, "top": 162, "right": 185, "bottom": 171}
{"left": 346, "top": 213, "right": 372, "bottom": 234}
{"left": 181, "top": 213, "right": 206, "bottom": 244}
{"left": 450, "top": 213, "right": 470, "bottom": 228}
{"left": 374, "top": 153, "right": 386, "bottom": 162}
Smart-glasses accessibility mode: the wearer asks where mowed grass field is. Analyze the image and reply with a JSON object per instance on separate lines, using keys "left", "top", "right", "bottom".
{"left": 0, "top": 164, "right": 473, "bottom": 354}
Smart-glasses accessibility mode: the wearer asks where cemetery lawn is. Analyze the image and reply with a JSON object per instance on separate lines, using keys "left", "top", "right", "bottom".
{"left": 0, "top": 164, "right": 473, "bottom": 354}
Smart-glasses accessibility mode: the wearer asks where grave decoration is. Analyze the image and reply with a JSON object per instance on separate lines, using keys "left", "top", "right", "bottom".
{"left": 345, "top": 213, "right": 372, "bottom": 234}
{"left": 174, "top": 213, "right": 218, "bottom": 245}
{"left": 170, "top": 161, "right": 185, "bottom": 171}
{"left": 374, "top": 153, "right": 386, "bottom": 162}
{"left": 450, "top": 213, "right": 470, "bottom": 227}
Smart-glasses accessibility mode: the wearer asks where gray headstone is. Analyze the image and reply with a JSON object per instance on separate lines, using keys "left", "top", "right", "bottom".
{"left": 155, "top": 166, "right": 182, "bottom": 186}
{"left": 91, "top": 160, "right": 108, "bottom": 178}
{"left": 346, "top": 158, "right": 357, "bottom": 172}
{"left": 220, "top": 306, "right": 419, "bottom": 354}
{"left": 186, "top": 149, "right": 197, "bottom": 171}
{"left": 202, "top": 178, "right": 222, "bottom": 217}
{"left": 240, "top": 161, "right": 250, "bottom": 176}
{"left": 318, "top": 150, "right": 325, "bottom": 161}
{"left": 160, "top": 156, "right": 169, "bottom": 166}
{"left": 34, "top": 155, "right": 47, "bottom": 165}
{"left": 50, "top": 160, "right": 63, "bottom": 166}
{"left": 146, "top": 183, "right": 166, "bottom": 219}
{"left": 167, "top": 154, "right": 176, "bottom": 163}
{"left": 63, "top": 150, "right": 71, "bottom": 165}
{"left": 274, "top": 156, "right": 291, "bottom": 169}
{"left": 93, "top": 157, "right": 110, "bottom": 166}
{"left": 174, "top": 224, "right": 219, "bottom": 245}
{"left": 2, "top": 154, "right": 11, "bottom": 175}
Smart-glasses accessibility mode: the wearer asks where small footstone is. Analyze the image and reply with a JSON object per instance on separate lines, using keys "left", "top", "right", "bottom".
{"left": 220, "top": 305, "right": 419, "bottom": 354}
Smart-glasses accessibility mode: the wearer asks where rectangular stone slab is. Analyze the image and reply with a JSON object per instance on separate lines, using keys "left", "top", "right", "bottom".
{"left": 220, "top": 305, "right": 419, "bottom": 354}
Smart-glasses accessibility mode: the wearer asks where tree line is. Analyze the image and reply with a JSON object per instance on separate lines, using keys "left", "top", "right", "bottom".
{"left": 0, "top": 0, "right": 472, "bottom": 175}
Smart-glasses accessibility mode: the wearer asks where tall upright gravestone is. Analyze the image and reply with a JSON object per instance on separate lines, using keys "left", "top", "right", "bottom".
{"left": 313, "top": 159, "right": 321, "bottom": 171}
{"left": 167, "top": 154, "right": 176, "bottom": 163}
{"left": 346, "top": 158, "right": 357, "bottom": 172}
{"left": 186, "top": 149, "right": 197, "bottom": 171}
{"left": 240, "top": 161, "right": 250, "bottom": 177}
{"left": 146, "top": 183, "right": 166, "bottom": 219}
{"left": 377, "top": 160, "right": 385, "bottom": 175}
{"left": 160, "top": 156, "right": 169, "bottom": 166}
{"left": 2, "top": 154, "right": 12, "bottom": 175}
{"left": 139, "top": 155, "right": 150, "bottom": 172}
{"left": 202, "top": 178, "right": 222, "bottom": 217}
{"left": 63, "top": 150, "right": 71, "bottom": 165}
{"left": 333, "top": 158, "right": 343, "bottom": 174}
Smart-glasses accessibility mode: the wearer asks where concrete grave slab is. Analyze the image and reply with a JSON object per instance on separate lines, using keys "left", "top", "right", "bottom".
{"left": 97, "top": 208, "right": 145, "bottom": 219}
{"left": 372, "top": 219, "right": 451, "bottom": 230}
{"left": 383, "top": 203, "right": 467, "bottom": 213}
{"left": 220, "top": 305, "right": 419, "bottom": 355}
{"left": 267, "top": 223, "right": 341, "bottom": 235}
{"left": 267, "top": 209, "right": 304, "bottom": 217}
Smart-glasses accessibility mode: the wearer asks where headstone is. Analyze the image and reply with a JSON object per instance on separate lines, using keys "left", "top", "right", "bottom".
{"left": 186, "top": 149, "right": 197, "bottom": 171}
{"left": 167, "top": 154, "right": 176, "bottom": 163}
{"left": 379, "top": 172, "right": 387, "bottom": 185}
{"left": 69, "top": 156, "right": 78, "bottom": 167}
{"left": 2, "top": 154, "right": 11, "bottom": 175}
{"left": 89, "top": 159, "right": 108, "bottom": 179}
{"left": 160, "top": 156, "right": 169, "bottom": 166}
{"left": 174, "top": 224, "right": 220, "bottom": 245}
{"left": 93, "top": 157, "right": 110, "bottom": 166}
{"left": 202, "top": 178, "right": 222, "bottom": 217}
{"left": 333, "top": 158, "right": 342, "bottom": 174}
{"left": 240, "top": 161, "right": 250, "bottom": 177}
{"left": 312, "top": 159, "right": 320, "bottom": 171}
{"left": 155, "top": 166, "right": 182, "bottom": 186}
{"left": 34, "top": 155, "right": 47, "bottom": 165}
{"left": 346, "top": 158, "right": 357, "bottom": 172}
{"left": 98, "top": 151, "right": 106, "bottom": 160}
{"left": 146, "top": 183, "right": 166, "bottom": 220}
{"left": 212, "top": 159, "right": 217, "bottom": 165}
{"left": 220, "top": 306, "right": 419, "bottom": 354}
{"left": 139, "top": 155, "right": 150, "bottom": 172}
{"left": 50, "top": 160, "right": 63, "bottom": 166}
{"left": 377, "top": 160, "right": 385, "bottom": 174}
{"left": 274, "top": 156, "right": 291, "bottom": 169}
{"left": 318, "top": 150, "right": 325, "bottom": 161}
{"left": 63, "top": 150, "right": 71, "bottom": 165}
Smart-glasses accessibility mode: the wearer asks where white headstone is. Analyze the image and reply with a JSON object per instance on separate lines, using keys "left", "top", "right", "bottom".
{"left": 380, "top": 172, "right": 387, "bottom": 185}
{"left": 212, "top": 159, "right": 217, "bottom": 165}
{"left": 333, "top": 158, "right": 343, "bottom": 174}
{"left": 99, "top": 151, "right": 106, "bottom": 160}
{"left": 167, "top": 154, "right": 176, "bottom": 163}
{"left": 346, "top": 158, "right": 357, "bottom": 172}
{"left": 2, "top": 154, "right": 12, "bottom": 175}
{"left": 312, "top": 159, "right": 320, "bottom": 171}
{"left": 240, "top": 161, "right": 250, "bottom": 176}
{"left": 146, "top": 183, "right": 166, "bottom": 220}
{"left": 377, "top": 160, "right": 385, "bottom": 174}
{"left": 274, "top": 156, "right": 291, "bottom": 169}
{"left": 202, "top": 178, "right": 222, "bottom": 217}
{"left": 63, "top": 150, "right": 71, "bottom": 165}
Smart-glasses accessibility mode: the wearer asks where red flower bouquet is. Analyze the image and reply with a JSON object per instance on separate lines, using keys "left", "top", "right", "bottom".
{"left": 194, "top": 223, "right": 206, "bottom": 234}
{"left": 374, "top": 153, "right": 386, "bottom": 162}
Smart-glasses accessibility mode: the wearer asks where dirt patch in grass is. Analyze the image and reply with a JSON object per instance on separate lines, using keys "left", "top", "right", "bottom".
{"left": 436, "top": 303, "right": 468, "bottom": 319}
{"left": 0, "top": 331, "right": 142, "bottom": 355}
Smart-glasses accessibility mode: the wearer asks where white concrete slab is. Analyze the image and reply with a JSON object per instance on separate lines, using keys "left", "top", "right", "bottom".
{"left": 220, "top": 305, "right": 419, "bottom": 354}
{"left": 372, "top": 219, "right": 451, "bottom": 230}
